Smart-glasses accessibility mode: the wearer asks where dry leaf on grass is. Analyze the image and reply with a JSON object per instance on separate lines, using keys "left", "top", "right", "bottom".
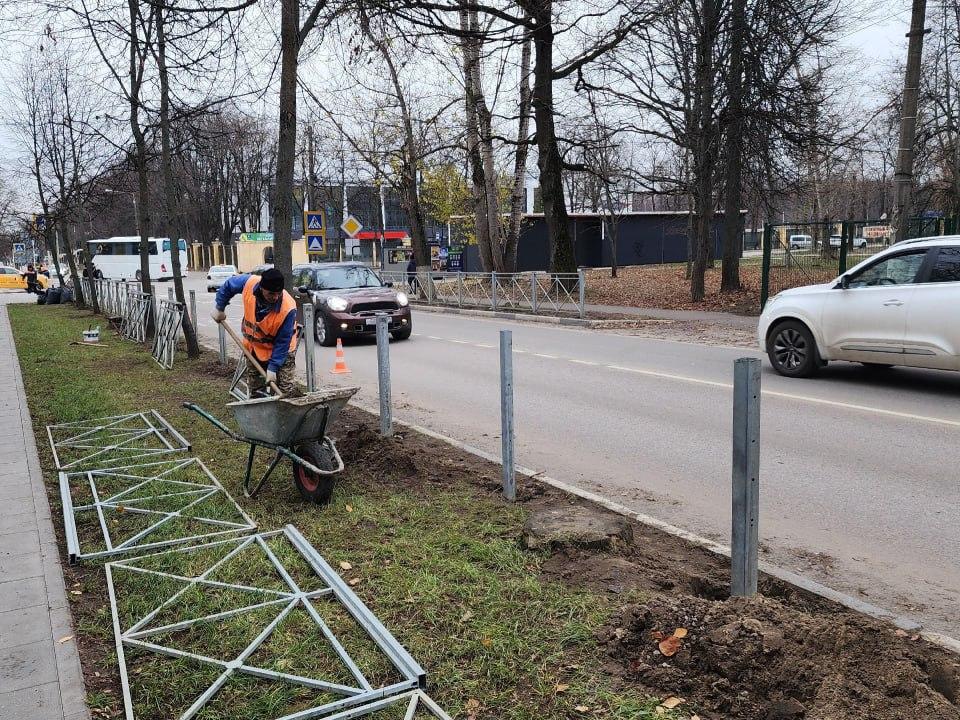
{"left": 480, "top": 636, "right": 492, "bottom": 647}
{"left": 575, "top": 705, "right": 591, "bottom": 712}
{"left": 465, "top": 698, "right": 481, "bottom": 720}
{"left": 460, "top": 610, "right": 474, "bottom": 622}
{"left": 661, "top": 696, "right": 684, "bottom": 709}
{"left": 69, "top": 590, "right": 82, "bottom": 596}
{"left": 338, "top": 561, "right": 353, "bottom": 571}
{"left": 673, "top": 627, "right": 688, "bottom": 638}
{"left": 658, "top": 635, "right": 682, "bottom": 657}
{"left": 348, "top": 577, "right": 361, "bottom": 586}
{"left": 345, "top": 504, "right": 353, "bottom": 512}
{"left": 555, "top": 683, "right": 570, "bottom": 693}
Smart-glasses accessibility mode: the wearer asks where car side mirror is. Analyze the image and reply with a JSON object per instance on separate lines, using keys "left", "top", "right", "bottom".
{"left": 840, "top": 275, "right": 850, "bottom": 289}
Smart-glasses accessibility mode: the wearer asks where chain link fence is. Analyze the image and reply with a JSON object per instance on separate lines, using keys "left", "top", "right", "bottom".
{"left": 760, "top": 217, "right": 958, "bottom": 308}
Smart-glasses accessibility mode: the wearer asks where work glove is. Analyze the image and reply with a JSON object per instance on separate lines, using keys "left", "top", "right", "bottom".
{"left": 211, "top": 308, "right": 226, "bottom": 323}
{"left": 266, "top": 370, "right": 278, "bottom": 386}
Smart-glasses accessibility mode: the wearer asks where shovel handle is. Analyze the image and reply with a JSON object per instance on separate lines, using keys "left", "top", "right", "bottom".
{"left": 219, "top": 319, "right": 284, "bottom": 397}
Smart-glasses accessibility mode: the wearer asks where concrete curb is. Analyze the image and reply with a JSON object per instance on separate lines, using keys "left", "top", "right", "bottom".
{"left": 352, "top": 401, "right": 960, "bottom": 658}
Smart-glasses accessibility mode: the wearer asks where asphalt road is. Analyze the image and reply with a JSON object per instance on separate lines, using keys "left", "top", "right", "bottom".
{"left": 183, "top": 273, "right": 960, "bottom": 637}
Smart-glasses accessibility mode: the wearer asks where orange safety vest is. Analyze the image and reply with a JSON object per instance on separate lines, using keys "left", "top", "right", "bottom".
{"left": 240, "top": 275, "right": 297, "bottom": 364}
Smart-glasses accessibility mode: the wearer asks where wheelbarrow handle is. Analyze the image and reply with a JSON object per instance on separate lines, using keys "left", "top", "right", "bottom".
{"left": 217, "top": 319, "right": 284, "bottom": 397}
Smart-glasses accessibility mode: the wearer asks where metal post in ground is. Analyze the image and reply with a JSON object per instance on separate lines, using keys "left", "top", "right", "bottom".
{"left": 189, "top": 290, "right": 197, "bottom": 330}
{"left": 731, "top": 357, "right": 761, "bottom": 597}
{"left": 491, "top": 271, "right": 498, "bottom": 310}
{"left": 531, "top": 272, "right": 538, "bottom": 314}
{"left": 217, "top": 323, "right": 227, "bottom": 365}
{"left": 376, "top": 315, "right": 392, "bottom": 437}
{"left": 302, "top": 303, "right": 317, "bottom": 392}
{"left": 578, "top": 268, "right": 586, "bottom": 318}
{"left": 499, "top": 329, "right": 515, "bottom": 500}
{"left": 457, "top": 272, "right": 463, "bottom": 307}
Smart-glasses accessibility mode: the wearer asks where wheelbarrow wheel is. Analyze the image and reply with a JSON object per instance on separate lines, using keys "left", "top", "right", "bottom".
{"left": 292, "top": 440, "right": 337, "bottom": 504}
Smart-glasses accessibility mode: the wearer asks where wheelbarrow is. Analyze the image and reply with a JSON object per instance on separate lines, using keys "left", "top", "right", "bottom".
{"left": 183, "top": 386, "right": 358, "bottom": 503}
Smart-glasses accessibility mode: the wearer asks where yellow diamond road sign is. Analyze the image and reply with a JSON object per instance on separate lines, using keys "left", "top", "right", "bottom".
{"left": 340, "top": 215, "right": 363, "bottom": 238}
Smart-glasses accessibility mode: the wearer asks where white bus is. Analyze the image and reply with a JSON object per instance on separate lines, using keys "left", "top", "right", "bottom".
{"left": 86, "top": 237, "right": 188, "bottom": 281}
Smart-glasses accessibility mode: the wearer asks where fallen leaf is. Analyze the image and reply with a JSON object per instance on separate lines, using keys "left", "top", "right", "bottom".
{"left": 460, "top": 610, "right": 474, "bottom": 622}
{"left": 345, "top": 504, "right": 353, "bottom": 513}
{"left": 555, "top": 683, "right": 570, "bottom": 693}
{"left": 895, "top": 629, "right": 908, "bottom": 637}
{"left": 575, "top": 705, "right": 590, "bottom": 713}
{"left": 94, "top": 672, "right": 101, "bottom": 678}
{"left": 662, "top": 696, "right": 684, "bottom": 709}
{"left": 654, "top": 707, "right": 665, "bottom": 716}
{"left": 911, "top": 634, "right": 920, "bottom": 641}
{"left": 57, "top": 635, "right": 74, "bottom": 644}
{"left": 480, "top": 636, "right": 492, "bottom": 648}
{"left": 339, "top": 561, "right": 353, "bottom": 571}
{"left": 465, "top": 699, "right": 480, "bottom": 710}
{"left": 116, "top": 505, "right": 125, "bottom": 514}
{"left": 673, "top": 627, "right": 688, "bottom": 639}
{"left": 691, "top": 716, "right": 701, "bottom": 720}
{"left": 650, "top": 630, "right": 666, "bottom": 641}
{"left": 348, "top": 577, "right": 361, "bottom": 586}
{"left": 69, "top": 590, "right": 82, "bottom": 596}
{"left": 658, "top": 636, "right": 682, "bottom": 657}
{"left": 384, "top": 559, "right": 391, "bottom": 565}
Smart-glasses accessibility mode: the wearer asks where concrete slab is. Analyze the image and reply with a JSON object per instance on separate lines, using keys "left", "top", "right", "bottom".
{"left": 0, "top": 512, "right": 38, "bottom": 535}
{"left": 0, "top": 605, "right": 55, "bottom": 649}
{"left": 0, "top": 640, "right": 59, "bottom": 693}
{"left": 0, "top": 681, "right": 63, "bottom": 719}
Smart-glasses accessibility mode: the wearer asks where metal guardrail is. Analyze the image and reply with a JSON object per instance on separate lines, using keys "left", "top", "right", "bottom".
{"left": 380, "top": 270, "right": 586, "bottom": 317}
{"left": 122, "top": 291, "right": 152, "bottom": 343}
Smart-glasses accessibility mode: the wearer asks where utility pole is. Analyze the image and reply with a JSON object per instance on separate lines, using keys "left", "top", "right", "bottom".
{"left": 893, "top": 0, "right": 929, "bottom": 244}
{"left": 306, "top": 125, "right": 315, "bottom": 212}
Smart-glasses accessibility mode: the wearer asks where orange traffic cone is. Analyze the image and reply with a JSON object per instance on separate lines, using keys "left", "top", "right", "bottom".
{"left": 330, "top": 338, "right": 351, "bottom": 374}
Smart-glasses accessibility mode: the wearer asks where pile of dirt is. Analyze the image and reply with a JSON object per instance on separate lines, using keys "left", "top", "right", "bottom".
{"left": 598, "top": 593, "right": 960, "bottom": 719}
{"left": 337, "top": 422, "right": 419, "bottom": 479}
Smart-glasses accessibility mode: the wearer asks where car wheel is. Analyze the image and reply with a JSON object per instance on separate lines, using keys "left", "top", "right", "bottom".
{"left": 767, "top": 320, "right": 821, "bottom": 378}
{"left": 315, "top": 309, "right": 336, "bottom": 347}
{"left": 391, "top": 326, "right": 412, "bottom": 341}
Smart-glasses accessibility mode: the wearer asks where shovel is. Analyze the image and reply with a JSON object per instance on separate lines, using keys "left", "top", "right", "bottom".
{"left": 218, "top": 319, "right": 284, "bottom": 397}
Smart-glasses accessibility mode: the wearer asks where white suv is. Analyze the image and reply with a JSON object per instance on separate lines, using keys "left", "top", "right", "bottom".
{"left": 759, "top": 237, "right": 960, "bottom": 377}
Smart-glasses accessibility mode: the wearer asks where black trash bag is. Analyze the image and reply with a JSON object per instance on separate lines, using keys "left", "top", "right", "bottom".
{"left": 61, "top": 287, "right": 74, "bottom": 303}
{"left": 46, "top": 287, "right": 62, "bottom": 305}
{"left": 36, "top": 292, "right": 47, "bottom": 305}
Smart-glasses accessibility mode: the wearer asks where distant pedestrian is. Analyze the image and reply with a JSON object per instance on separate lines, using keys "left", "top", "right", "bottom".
{"left": 405, "top": 254, "right": 418, "bottom": 296}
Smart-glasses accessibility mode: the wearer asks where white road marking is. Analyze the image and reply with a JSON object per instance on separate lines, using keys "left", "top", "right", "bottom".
{"left": 417, "top": 332, "right": 960, "bottom": 428}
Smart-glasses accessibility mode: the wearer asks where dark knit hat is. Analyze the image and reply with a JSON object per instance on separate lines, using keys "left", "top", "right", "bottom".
{"left": 259, "top": 268, "right": 284, "bottom": 292}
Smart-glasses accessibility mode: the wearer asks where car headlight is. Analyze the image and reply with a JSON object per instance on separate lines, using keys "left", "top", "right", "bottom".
{"left": 396, "top": 291, "right": 409, "bottom": 307}
{"left": 326, "top": 296, "right": 348, "bottom": 312}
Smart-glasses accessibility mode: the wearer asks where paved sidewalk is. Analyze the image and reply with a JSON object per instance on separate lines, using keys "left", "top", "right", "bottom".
{"left": 584, "top": 302, "right": 758, "bottom": 328}
{"left": 0, "top": 295, "right": 89, "bottom": 720}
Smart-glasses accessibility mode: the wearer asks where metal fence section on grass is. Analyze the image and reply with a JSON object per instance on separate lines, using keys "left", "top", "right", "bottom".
{"left": 105, "top": 525, "right": 431, "bottom": 720}
{"left": 380, "top": 270, "right": 586, "bottom": 317}
{"left": 58, "top": 456, "right": 257, "bottom": 563}
{"left": 46, "top": 411, "right": 191, "bottom": 472}
{"left": 122, "top": 291, "right": 152, "bottom": 342}
{"left": 152, "top": 299, "right": 184, "bottom": 369}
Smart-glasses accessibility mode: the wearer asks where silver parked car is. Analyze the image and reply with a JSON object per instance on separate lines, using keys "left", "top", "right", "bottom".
{"left": 206, "top": 264, "right": 238, "bottom": 292}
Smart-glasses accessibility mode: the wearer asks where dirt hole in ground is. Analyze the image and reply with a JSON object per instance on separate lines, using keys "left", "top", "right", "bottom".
{"left": 597, "top": 593, "right": 960, "bottom": 720}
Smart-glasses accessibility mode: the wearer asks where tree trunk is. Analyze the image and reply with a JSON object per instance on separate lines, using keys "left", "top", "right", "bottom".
{"left": 272, "top": 0, "right": 299, "bottom": 286}
{"left": 503, "top": 32, "right": 533, "bottom": 273}
{"left": 156, "top": 2, "right": 199, "bottom": 357}
{"left": 721, "top": 0, "right": 746, "bottom": 292}
{"left": 527, "top": 0, "right": 576, "bottom": 274}
{"left": 58, "top": 225, "right": 84, "bottom": 305}
{"left": 690, "top": 0, "right": 718, "bottom": 302}
{"left": 460, "top": 6, "right": 493, "bottom": 271}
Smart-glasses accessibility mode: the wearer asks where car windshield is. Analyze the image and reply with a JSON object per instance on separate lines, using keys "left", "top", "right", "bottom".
{"left": 310, "top": 266, "right": 382, "bottom": 290}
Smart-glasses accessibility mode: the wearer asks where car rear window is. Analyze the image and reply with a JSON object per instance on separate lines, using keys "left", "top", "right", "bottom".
{"left": 927, "top": 247, "right": 960, "bottom": 283}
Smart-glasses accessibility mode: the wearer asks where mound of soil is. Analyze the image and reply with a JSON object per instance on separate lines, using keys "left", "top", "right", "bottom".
{"left": 337, "top": 423, "right": 419, "bottom": 479}
{"left": 598, "top": 593, "right": 959, "bottom": 719}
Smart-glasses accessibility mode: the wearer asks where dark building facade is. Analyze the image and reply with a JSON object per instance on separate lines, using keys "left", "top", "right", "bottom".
{"left": 461, "top": 211, "right": 742, "bottom": 271}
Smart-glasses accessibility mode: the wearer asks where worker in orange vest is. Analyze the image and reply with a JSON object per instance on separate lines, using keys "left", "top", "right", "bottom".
{"left": 212, "top": 267, "right": 299, "bottom": 396}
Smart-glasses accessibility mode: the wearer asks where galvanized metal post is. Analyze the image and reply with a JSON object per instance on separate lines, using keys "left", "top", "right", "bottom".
{"left": 217, "top": 322, "right": 227, "bottom": 365}
{"left": 578, "top": 268, "right": 586, "bottom": 318}
{"left": 499, "top": 330, "right": 515, "bottom": 500}
{"left": 302, "top": 303, "right": 317, "bottom": 392}
{"left": 760, "top": 223, "right": 773, "bottom": 309}
{"left": 189, "top": 290, "right": 197, "bottom": 329}
{"left": 376, "top": 316, "right": 392, "bottom": 437}
{"left": 531, "top": 272, "right": 538, "bottom": 314}
{"left": 167, "top": 287, "right": 174, "bottom": 302}
{"left": 731, "top": 357, "right": 761, "bottom": 597}
{"left": 491, "top": 271, "right": 498, "bottom": 310}
{"left": 457, "top": 272, "right": 463, "bottom": 307}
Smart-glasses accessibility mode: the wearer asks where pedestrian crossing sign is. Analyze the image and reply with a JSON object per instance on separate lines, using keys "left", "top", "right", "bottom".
{"left": 304, "top": 211, "right": 325, "bottom": 235}
{"left": 307, "top": 235, "right": 324, "bottom": 252}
